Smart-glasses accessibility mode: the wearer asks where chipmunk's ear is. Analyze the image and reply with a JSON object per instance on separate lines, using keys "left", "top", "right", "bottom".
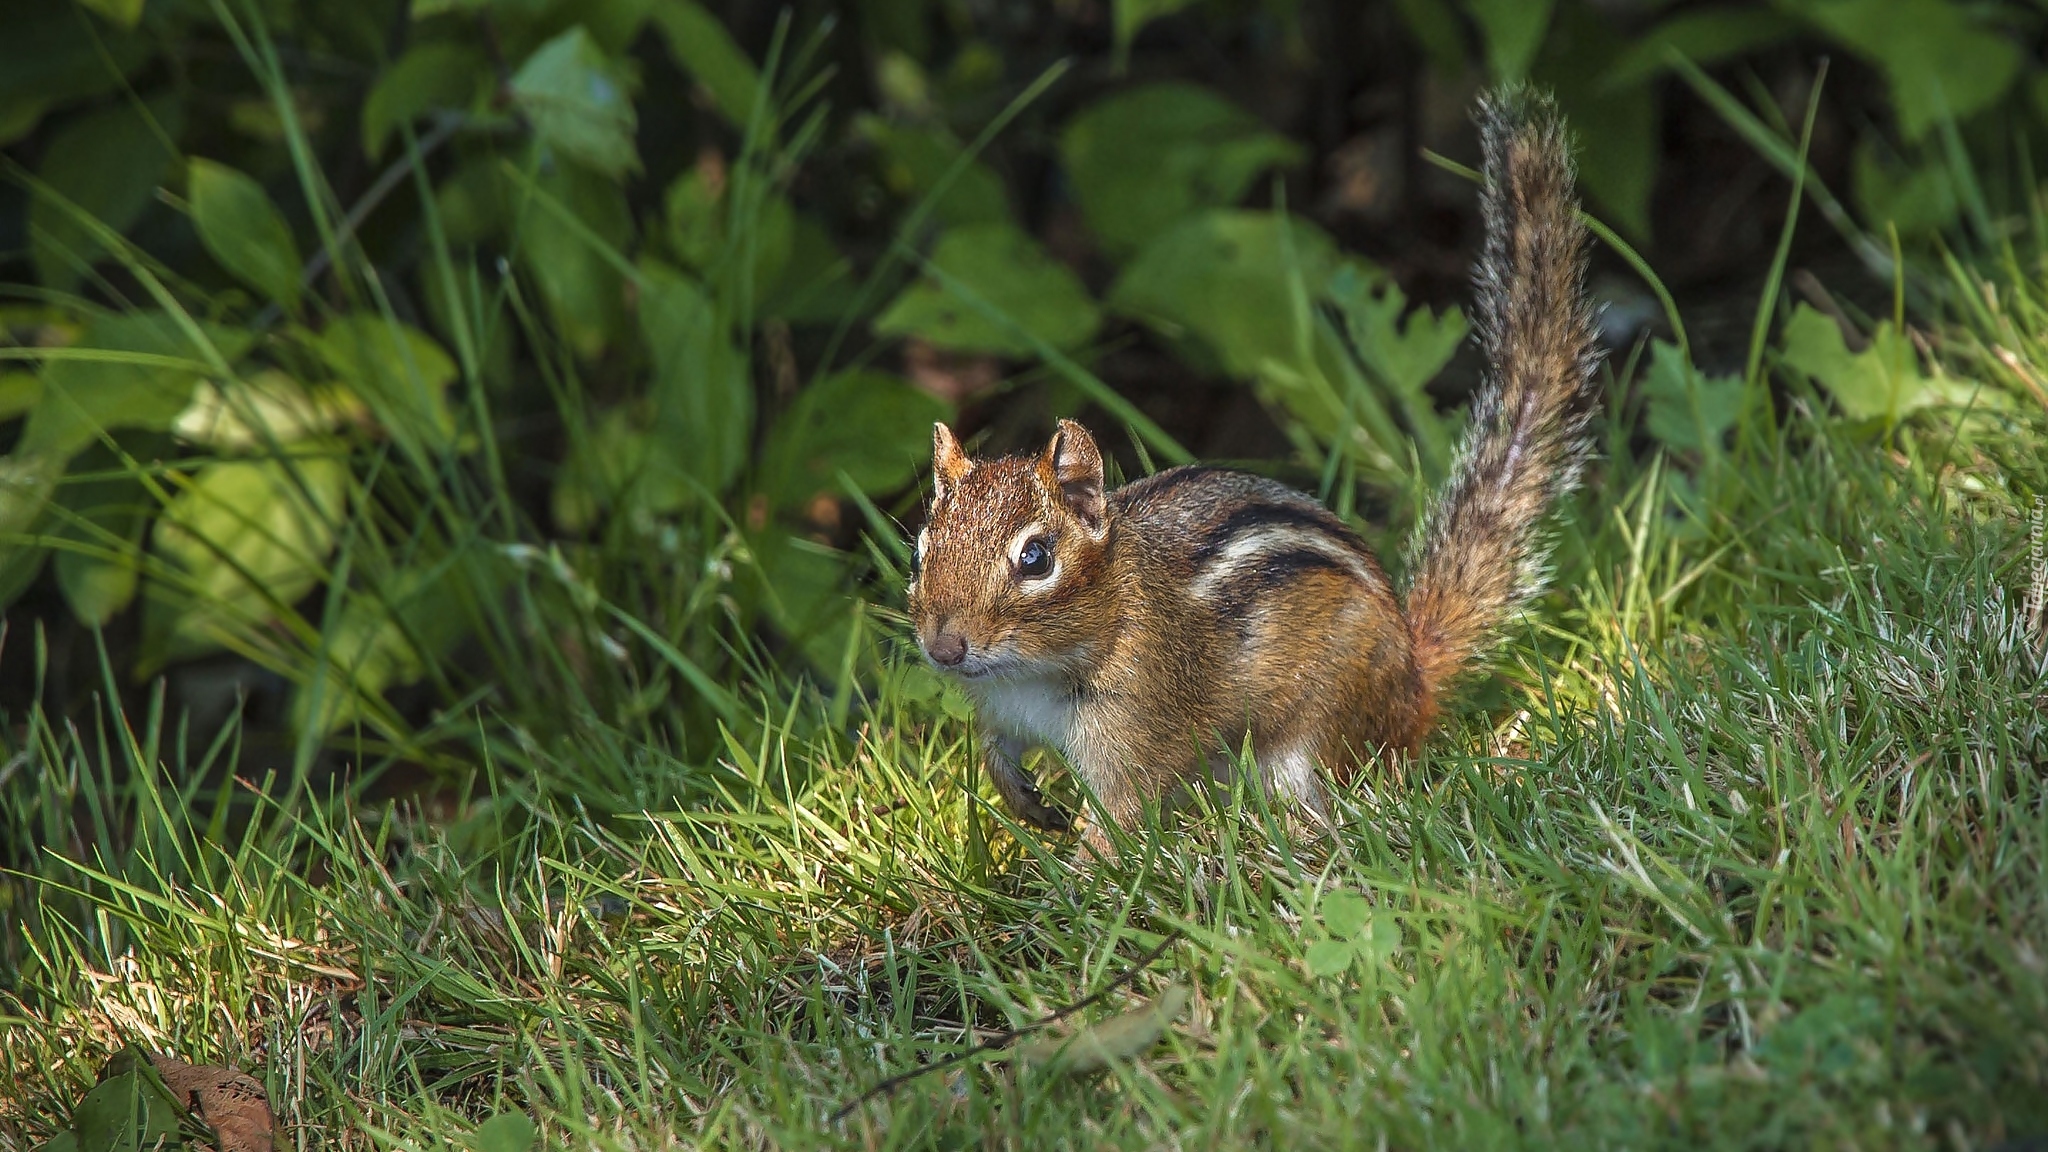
{"left": 932, "top": 422, "right": 973, "bottom": 499}
{"left": 1042, "top": 419, "right": 1105, "bottom": 533}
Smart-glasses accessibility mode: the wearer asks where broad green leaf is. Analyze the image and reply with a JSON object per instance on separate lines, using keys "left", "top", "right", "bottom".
{"left": 1641, "top": 340, "right": 1744, "bottom": 452}
{"left": 550, "top": 402, "right": 689, "bottom": 531}
{"left": 1014, "top": 985, "right": 1190, "bottom": 1075}
{"left": 295, "top": 563, "right": 476, "bottom": 734}
{"left": 150, "top": 455, "right": 349, "bottom": 661}
{"left": 747, "top": 529, "right": 858, "bottom": 671}
{"left": 1326, "top": 265, "right": 1467, "bottom": 399}
{"left": 1778, "top": 305, "right": 1991, "bottom": 423}
{"left": 0, "top": 9, "right": 150, "bottom": 144}
{"left": 189, "top": 158, "right": 303, "bottom": 310}
{"left": 510, "top": 27, "right": 640, "bottom": 177}
{"left": 436, "top": 155, "right": 516, "bottom": 246}
{"left": 647, "top": 0, "right": 763, "bottom": 127}
{"left": 662, "top": 166, "right": 795, "bottom": 291}
{"left": 174, "top": 370, "right": 367, "bottom": 450}
{"left": 517, "top": 157, "right": 632, "bottom": 359}
{"left": 1851, "top": 139, "right": 1958, "bottom": 237}
{"left": 760, "top": 369, "right": 949, "bottom": 510}
{"left": 74, "top": 0, "right": 147, "bottom": 28}
{"left": 71, "top": 1068, "right": 183, "bottom": 1152}
{"left": 874, "top": 224, "right": 1101, "bottom": 357}
{"left": 314, "top": 316, "right": 459, "bottom": 451}
{"left": 362, "top": 41, "right": 490, "bottom": 159}
{"left": 1304, "top": 937, "right": 1356, "bottom": 977}
{"left": 1060, "top": 83, "right": 1305, "bottom": 256}
{"left": 1320, "top": 890, "right": 1373, "bottom": 940}
{"left": 32, "top": 1132, "right": 78, "bottom": 1152}
{"left": 0, "top": 371, "right": 41, "bottom": 421}
{"left": 470, "top": 1113, "right": 538, "bottom": 1152}
{"left": 1113, "top": 0, "right": 1200, "bottom": 58}
{"left": 1605, "top": 8, "right": 1801, "bottom": 89}
{"left": 639, "top": 260, "right": 750, "bottom": 494}
{"left": 1536, "top": 4, "right": 1655, "bottom": 239}
{"left": 50, "top": 441, "right": 157, "bottom": 627}
{"left": 1463, "top": 0, "right": 1553, "bottom": 82}
{"left": 856, "top": 115, "right": 1012, "bottom": 228}
{"left": 30, "top": 94, "right": 183, "bottom": 291}
{"left": 1392, "top": 0, "right": 1470, "bottom": 77}
{"left": 1110, "top": 210, "right": 1341, "bottom": 379}
{"left": 1790, "top": 0, "right": 2021, "bottom": 141}
{"left": 23, "top": 312, "right": 253, "bottom": 459}
{"left": 1363, "top": 913, "right": 1401, "bottom": 964}
{"left": 760, "top": 212, "right": 854, "bottom": 324}
{"left": 409, "top": 0, "right": 487, "bottom": 16}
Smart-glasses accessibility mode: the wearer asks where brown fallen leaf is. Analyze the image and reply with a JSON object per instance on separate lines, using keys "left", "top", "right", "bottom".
{"left": 1013, "top": 984, "right": 1191, "bottom": 1076}
{"left": 146, "top": 1053, "right": 284, "bottom": 1152}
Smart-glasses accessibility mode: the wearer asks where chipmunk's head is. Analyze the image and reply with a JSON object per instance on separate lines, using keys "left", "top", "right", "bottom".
{"left": 907, "top": 419, "right": 1117, "bottom": 679}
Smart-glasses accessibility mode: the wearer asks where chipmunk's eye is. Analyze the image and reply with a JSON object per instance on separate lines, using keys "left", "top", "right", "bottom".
{"left": 1017, "top": 537, "right": 1053, "bottom": 579}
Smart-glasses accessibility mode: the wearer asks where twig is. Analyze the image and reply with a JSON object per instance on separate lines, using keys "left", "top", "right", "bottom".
{"left": 827, "top": 928, "right": 1184, "bottom": 1124}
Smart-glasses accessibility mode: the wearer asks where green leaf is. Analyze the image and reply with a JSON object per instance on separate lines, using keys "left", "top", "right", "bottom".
{"left": 1326, "top": 265, "right": 1467, "bottom": 399}
{"left": 550, "top": 401, "right": 689, "bottom": 531}
{"left": 1778, "top": 304, "right": 1989, "bottom": 423}
{"left": 173, "top": 370, "right": 367, "bottom": 451}
{"left": 1605, "top": 8, "right": 1801, "bottom": 89}
{"left": 1060, "top": 83, "right": 1305, "bottom": 256}
{"left": 510, "top": 27, "right": 640, "bottom": 177}
{"left": 0, "top": 9, "right": 150, "bottom": 145}
{"left": 874, "top": 224, "right": 1101, "bottom": 357}
{"left": 469, "top": 1113, "right": 538, "bottom": 1152}
{"left": 1790, "top": 0, "right": 2021, "bottom": 141}
{"left": 33, "top": 1132, "right": 78, "bottom": 1152}
{"left": 74, "top": 0, "right": 147, "bottom": 29}
{"left": 1113, "top": 0, "right": 1200, "bottom": 59}
{"left": 50, "top": 441, "right": 157, "bottom": 627}
{"left": 748, "top": 530, "right": 857, "bottom": 672}
{"left": 1850, "top": 139, "right": 1958, "bottom": 238}
{"left": 1640, "top": 340, "right": 1744, "bottom": 452}
{"left": 1303, "top": 937, "right": 1357, "bottom": 978}
{"left": 1110, "top": 210, "right": 1342, "bottom": 379}
{"left": 662, "top": 166, "right": 795, "bottom": 291}
{"left": 1463, "top": 0, "right": 1553, "bottom": 82}
{"left": 857, "top": 116, "right": 1013, "bottom": 228}
{"left": 30, "top": 94, "right": 184, "bottom": 291}
{"left": 1014, "top": 984, "right": 1190, "bottom": 1075}
{"left": 362, "top": 41, "right": 490, "bottom": 159}
{"left": 1320, "top": 890, "right": 1373, "bottom": 940}
{"left": 1536, "top": 4, "right": 1655, "bottom": 239}
{"left": 760, "top": 369, "right": 949, "bottom": 510}
{"left": 0, "top": 371, "right": 42, "bottom": 421}
{"left": 71, "top": 1069, "right": 183, "bottom": 1152}
{"left": 1391, "top": 0, "right": 1469, "bottom": 77}
{"left": 314, "top": 315, "right": 459, "bottom": 452}
{"left": 646, "top": 0, "right": 763, "bottom": 128}
{"left": 639, "top": 260, "right": 751, "bottom": 495}
{"left": 188, "top": 159, "right": 303, "bottom": 310}
{"left": 149, "top": 455, "right": 349, "bottom": 662}
{"left": 23, "top": 312, "right": 253, "bottom": 460}
{"left": 517, "top": 156, "right": 632, "bottom": 359}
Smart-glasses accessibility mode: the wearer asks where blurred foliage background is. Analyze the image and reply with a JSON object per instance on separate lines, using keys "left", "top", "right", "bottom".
{"left": 0, "top": 0, "right": 2042, "bottom": 821}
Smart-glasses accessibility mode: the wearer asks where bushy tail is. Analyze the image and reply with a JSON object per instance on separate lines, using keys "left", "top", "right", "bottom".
{"left": 1405, "top": 88, "right": 1603, "bottom": 701}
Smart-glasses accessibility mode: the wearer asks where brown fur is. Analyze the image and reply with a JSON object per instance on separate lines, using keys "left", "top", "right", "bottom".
{"left": 907, "top": 90, "right": 1600, "bottom": 857}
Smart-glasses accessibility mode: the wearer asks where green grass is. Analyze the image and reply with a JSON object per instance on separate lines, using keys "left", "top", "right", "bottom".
{"left": 2, "top": 387, "right": 2044, "bottom": 1148}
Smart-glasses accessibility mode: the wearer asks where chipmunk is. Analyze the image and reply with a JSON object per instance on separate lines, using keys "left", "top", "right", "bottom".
{"left": 905, "top": 89, "right": 1602, "bottom": 858}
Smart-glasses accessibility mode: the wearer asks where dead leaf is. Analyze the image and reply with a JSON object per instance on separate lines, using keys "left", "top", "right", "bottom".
{"left": 146, "top": 1053, "right": 283, "bottom": 1152}
{"left": 1013, "top": 984, "right": 1190, "bottom": 1076}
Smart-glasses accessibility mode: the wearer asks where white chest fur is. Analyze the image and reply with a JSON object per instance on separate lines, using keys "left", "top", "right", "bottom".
{"left": 967, "top": 675, "right": 1079, "bottom": 752}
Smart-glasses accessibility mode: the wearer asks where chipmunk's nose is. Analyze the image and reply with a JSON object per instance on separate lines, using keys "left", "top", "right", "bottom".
{"left": 925, "top": 630, "right": 968, "bottom": 667}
